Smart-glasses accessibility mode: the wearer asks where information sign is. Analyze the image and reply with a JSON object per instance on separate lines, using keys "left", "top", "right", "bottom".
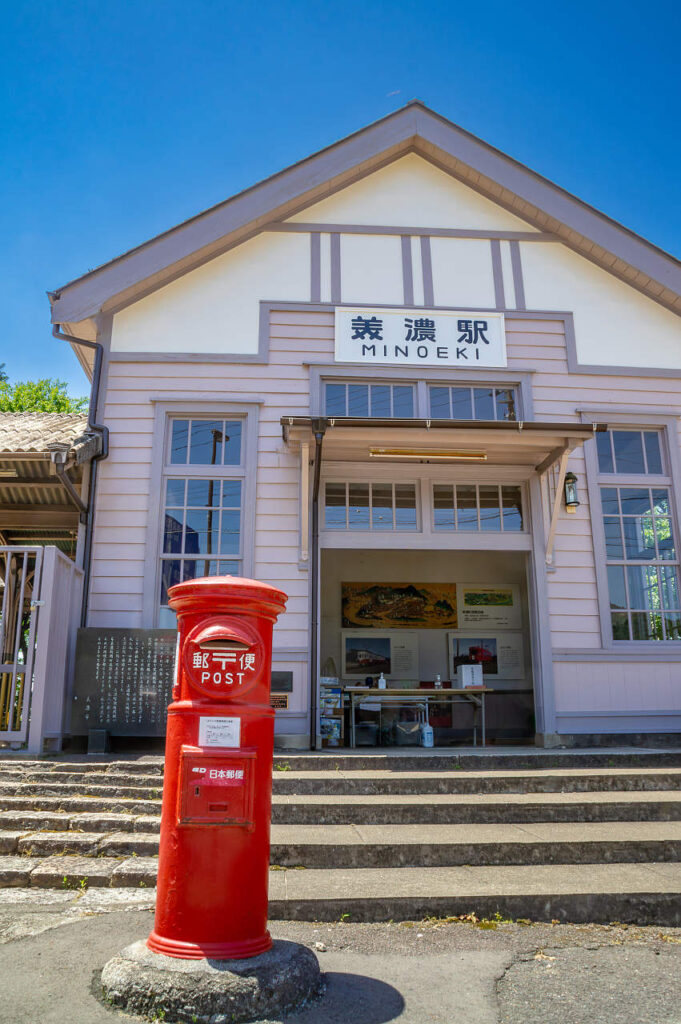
{"left": 456, "top": 584, "right": 522, "bottom": 630}
{"left": 72, "top": 628, "right": 176, "bottom": 736}
{"left": 198, "top": 716, "right": 241, "bottom": 748}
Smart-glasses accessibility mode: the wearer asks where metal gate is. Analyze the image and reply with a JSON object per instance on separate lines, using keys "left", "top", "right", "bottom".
{"left": 0, "top": 547, "right": 43, "bottom": 744}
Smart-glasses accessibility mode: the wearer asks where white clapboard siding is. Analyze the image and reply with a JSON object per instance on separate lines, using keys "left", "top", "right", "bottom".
{"left": 90, "top": 307, "right": 681, "bottom": 720}
{"left": 89, "top": 308, "right": 332, "bottom": 645}
{"left": 509, "top": 317, "right": 681, "bottom": 713}
{"left": 554, "top": 661, "right": 678, "bottom": 713}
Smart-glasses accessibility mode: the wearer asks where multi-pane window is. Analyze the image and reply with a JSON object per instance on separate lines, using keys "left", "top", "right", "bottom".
{"left": 324, "top": 382, "right": 415, "bottom": 418}
{"left": 433, "top": 484, "right": 524, "bottom": 532}
{"left": 324, "top": 482, "right": 418, "bottom": 530}
{"left": 159, "top": 418, "right": 245, "bottom": 626}
{"left": 429, "top": 385, "right": 517, "bottom": 421}
{"left": 597, "top": 429, "right": 681, "bottom": 642}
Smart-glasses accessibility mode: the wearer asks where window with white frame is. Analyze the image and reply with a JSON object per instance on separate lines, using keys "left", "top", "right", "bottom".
{"left": 324, "top": 381, "right": 415, "bottom": 417}
{"left": 324, "top": 482, "right": 418, "bottom": 530}
{"left": 158, "top": 418, "right": 245, "bottom": 626}
{"left": 596, "top": 428, "right": 681, "bottom": 642}
{"left": 432, "top": 483, "right": 525, "bottom": 532}
{"left": 429, "top": 385, "right": 517, "bottom": 421}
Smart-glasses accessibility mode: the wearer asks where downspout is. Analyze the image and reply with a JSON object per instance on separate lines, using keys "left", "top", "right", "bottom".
{"left": 51, "top": 455, "right": 88, "bottom": 518}
{"left": 52, "top": 324, "right": 110, "bottom": 627}
{"left": 309, "top": 420, "right": 326, "bottom": 751}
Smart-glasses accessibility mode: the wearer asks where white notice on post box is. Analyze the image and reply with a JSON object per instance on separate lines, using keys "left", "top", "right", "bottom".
{"left": 198, "top": 717, "right": 241, "bottom": 748}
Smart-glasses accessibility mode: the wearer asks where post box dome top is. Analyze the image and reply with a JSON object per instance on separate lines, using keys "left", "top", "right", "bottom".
{"left": 167, "top": 575, "right": 287, "bottom": 619}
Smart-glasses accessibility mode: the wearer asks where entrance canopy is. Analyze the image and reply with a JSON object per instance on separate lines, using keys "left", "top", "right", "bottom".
{"left": 282, "top": 416, "right": 606, "bottom": 567}
{"left": 281, "top": 416, "right": 605, "bottom": 473}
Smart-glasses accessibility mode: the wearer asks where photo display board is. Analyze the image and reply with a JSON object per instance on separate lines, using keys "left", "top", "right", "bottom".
{"left": 447, "top": 631, "right": 525, "bottom": 680}
{"left": 341, "top": 629, "right": 419, "bottom": 680}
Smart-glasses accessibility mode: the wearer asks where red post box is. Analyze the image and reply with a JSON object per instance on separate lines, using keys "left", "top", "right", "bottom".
{"left": 147, "top": 575, "right": 287, "bottom": 960}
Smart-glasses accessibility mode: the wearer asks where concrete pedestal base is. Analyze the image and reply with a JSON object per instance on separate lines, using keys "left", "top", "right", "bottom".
{"left": 101, "top": 938, "right": 322, "bottom": 1023}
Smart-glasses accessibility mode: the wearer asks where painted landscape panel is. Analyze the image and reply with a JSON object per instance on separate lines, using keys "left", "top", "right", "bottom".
{"left": 342, "top": 582, "right": 458, "bottom": 629}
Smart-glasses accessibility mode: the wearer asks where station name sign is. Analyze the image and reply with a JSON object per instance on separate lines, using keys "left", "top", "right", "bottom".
{"left": 334, "top": 307, "right": 506, "bottom": 369}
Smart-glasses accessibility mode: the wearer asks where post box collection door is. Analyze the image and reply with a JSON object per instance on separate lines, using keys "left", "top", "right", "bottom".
{"left": 178, "top": 747, "right": 256, "bottom": 827}
{"left": 147, "top": 575, "right": 287, "bottom": 961}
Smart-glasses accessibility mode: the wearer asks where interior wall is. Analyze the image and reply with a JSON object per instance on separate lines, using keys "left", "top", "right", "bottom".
{"left": 320, "top": 548, "right": 532, "bottom": 692}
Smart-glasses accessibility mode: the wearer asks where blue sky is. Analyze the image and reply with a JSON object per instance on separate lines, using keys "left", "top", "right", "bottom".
{"left": 1, "top": 0, "right": 679, "bottom": 399}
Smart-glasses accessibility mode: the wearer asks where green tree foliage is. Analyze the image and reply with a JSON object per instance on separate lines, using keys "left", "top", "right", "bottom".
{"left": 0, "top": 364, "right": 7, "bottom": 384}
{"left": 0, "top": 377, "right": 88, "bottom": 413}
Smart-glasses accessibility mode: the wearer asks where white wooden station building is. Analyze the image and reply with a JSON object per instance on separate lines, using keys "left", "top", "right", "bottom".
{"left": 45, "top": 102, "right": 681, "bottom": 750}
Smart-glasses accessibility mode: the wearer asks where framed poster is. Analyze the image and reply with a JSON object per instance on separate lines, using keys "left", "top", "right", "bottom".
{"left": 456, "top": 584, "right": 521, "bottom": 630}
{"left": 447, "top": 631, "right": 524, "bottom": 680}
{"left": 342, "top": 582, "right": 458, "bottom": 629}
{"left": 341, "top": 630, "right": 419, "bottom": 680}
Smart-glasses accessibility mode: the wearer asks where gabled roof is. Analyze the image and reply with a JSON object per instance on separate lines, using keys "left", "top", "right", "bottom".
{"left": 49, "top": 101, "right": 681, "bottom": 325}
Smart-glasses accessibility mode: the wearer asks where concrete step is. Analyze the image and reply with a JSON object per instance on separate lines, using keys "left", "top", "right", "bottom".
{"left": 0, "top": 854, "right": 157, "bottom": 889}
{"left": 0, "top": 771, "right": 164, "bottom": 788}
{"left": 270, "top": 767, "right": 681, "bottom": 795}
{"left": 1, "top": 792, "right": 679, "bottom": 834}
{"left": 267, "top": 861, "right": 681, "bottom": 926}
{"left": 0, "top": 759, "right": 164, "bottom": 776}
{"left": 0, "top": 809, "right": 160, "bottom": 834}
{"left": 272, "top": 751, "right": 681, "bottom": 771}
{"left": 2, "top": 748, "right": 680, "bottom": 779}
{"left": 0, "top": 782, "right": 163, "bottom": 800}
{"left": 0, "top": 830, "right": 159, "bottom": 857}
{"left": 2, "top": 771, "right": 680, "bottom": 811}
{"left": 0, "top": 792, "right": 679, "bottom": 832}
{"left": 2, "top": 820, "right": 680, "bottom": 869}
{"left": 1, "top": 767, "right": 680, "bottom": 802}
{"left": 1, "top": 857, "right": 679, "bottom": 926}
{"left": 267, "top": 821, "right": 681, "bottom": 868}
{"left": 0, "top": 795, "right": 162, "bottom": 815}
{"left": 270, "top": 791, "right": 681, "bottom": 824}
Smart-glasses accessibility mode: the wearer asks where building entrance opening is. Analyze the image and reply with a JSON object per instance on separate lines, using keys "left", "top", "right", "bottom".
{"left": 319, "top": 548, "right": 534, "bottom": 747}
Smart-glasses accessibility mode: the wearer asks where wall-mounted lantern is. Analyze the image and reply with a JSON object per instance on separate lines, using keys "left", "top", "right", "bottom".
{"left": 564, "top": 471, "right": 580, "bottom": 513}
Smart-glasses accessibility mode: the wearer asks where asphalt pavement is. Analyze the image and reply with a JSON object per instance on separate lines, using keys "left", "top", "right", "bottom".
{"left": 0, "top": 889, "right": 679, "bottom": 1024}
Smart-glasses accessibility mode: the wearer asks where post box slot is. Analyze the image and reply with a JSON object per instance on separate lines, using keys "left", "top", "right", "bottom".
{"left": 199, "top": 638, "right": 250, "bottom": 651}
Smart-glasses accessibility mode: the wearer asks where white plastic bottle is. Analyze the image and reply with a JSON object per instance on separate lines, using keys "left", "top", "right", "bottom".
{"left": 378, "top": 672, "right": 387, "bottom": 689}
{"left": 420, "top": 721, "right": 434, "bottom": 747}
{"left": 434, "top": 673, "right": 442, "bottom": 690}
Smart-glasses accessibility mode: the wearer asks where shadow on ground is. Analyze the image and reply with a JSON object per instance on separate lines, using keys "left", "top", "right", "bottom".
{"left": 285, "top": 972, "right": 405, "bottom": 1023}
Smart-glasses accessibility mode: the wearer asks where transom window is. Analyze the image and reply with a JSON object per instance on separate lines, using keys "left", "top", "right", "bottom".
{"left": 170, "top": 418, "right": 242, "bottom": 465}
{"left": 159, "top": 417, "right": 245, "bottom": 626}
{"left": 433, "top": 484, "right": 524, "bottom": 532}
{"left": 324, "top": 382, "right": 415, "bottom": 418}
{"left": 597, "top": 429, "right": 664, "bottom": 475}
{"left": 324, "top": 482, "right": 418, "bottom": 530}
{"left": 596, "top": 428, "right": 680, "bottom": 642}
{"left": 429, "top": 385, "right": 517, "bottom": 421}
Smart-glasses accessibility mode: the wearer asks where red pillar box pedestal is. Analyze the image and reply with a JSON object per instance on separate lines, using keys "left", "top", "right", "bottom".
{"left": 147, "top": 575, "right": 287, "bottom": 960}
